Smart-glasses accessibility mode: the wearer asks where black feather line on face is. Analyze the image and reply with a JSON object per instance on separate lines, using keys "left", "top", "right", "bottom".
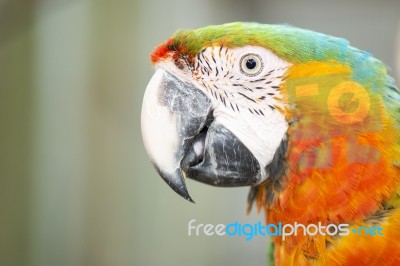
{"left": 191, "top": 48, "right": 288, "bottom": 119}
{"left": 204, "top": 57, "right": 212, "bottom": 70}
{"left": 230, "top": 102, "right": 235, "bottom": 111}
{"left": 201, "top": 82, "right": 208, "bottom": 91}
{"left": 250, "top": 78, "right": 266, "bottom": 83}
{"left": 238, "top": 92, "right": 256, "bottom": 103}
{"left": 221, "top": 96, "right": 226, "bottom": 106}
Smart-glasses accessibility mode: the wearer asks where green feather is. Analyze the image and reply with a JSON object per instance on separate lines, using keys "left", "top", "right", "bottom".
{"left": 171, "top": 22, "right": 399, "bottom": 138}
{"left": 268, "top": 241, "right": 275, "bottom": 266}
{"left": 171, "top": 22, "right": 389, "bottom": 84}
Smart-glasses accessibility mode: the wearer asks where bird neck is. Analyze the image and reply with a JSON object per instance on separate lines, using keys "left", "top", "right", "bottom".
{"left": 261, "top": 132, "right": 400, "bottom": 262}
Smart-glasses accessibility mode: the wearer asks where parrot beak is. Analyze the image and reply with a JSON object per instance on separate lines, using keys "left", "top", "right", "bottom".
{"left": 141, "top": 69, "right": 261, "bottom": 202}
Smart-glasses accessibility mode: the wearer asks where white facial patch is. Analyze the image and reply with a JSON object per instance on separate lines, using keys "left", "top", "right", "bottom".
{"left": 215, "top": 46, "right": 290, "bottom": 181}
{"left": 212, "top": 97, "right": 288, "bottom": 182}
{"left": 157, "top": 45, "right": 291, "bottom": 183}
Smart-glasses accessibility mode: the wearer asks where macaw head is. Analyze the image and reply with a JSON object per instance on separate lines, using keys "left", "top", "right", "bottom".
{"left": 141, "top": 22, "right": 397, "bottom": 206}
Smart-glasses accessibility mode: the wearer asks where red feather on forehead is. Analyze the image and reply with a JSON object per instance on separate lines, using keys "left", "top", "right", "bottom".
{"left": 151, "top": 38, "right": 175, "bottom": 64}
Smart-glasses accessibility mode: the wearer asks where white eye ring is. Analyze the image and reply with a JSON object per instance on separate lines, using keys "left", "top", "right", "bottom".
{"left": 240, "top": 53, "right": 263, "bottom": 76}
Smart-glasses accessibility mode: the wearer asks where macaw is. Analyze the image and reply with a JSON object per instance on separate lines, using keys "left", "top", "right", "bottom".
{"left": 141, "top": 22, "right": 400, "bottom": 265}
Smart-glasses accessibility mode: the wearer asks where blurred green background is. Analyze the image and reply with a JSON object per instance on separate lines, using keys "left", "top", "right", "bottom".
{"left": 1, "top": 0, "right": 399, "bottom": 265}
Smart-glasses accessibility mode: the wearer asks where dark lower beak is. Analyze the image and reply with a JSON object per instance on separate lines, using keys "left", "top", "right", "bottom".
{"left": 141, "top": 69, "right": 261, "bottom": 202}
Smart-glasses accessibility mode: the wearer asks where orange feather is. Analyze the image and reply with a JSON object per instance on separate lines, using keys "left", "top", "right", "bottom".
{"left": 257, "top": 61, "right": 400, "bottom": 265}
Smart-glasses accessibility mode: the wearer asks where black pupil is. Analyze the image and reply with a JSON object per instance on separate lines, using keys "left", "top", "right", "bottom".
{"left": 246, "top": 58, "right": 257, "bottom": 70}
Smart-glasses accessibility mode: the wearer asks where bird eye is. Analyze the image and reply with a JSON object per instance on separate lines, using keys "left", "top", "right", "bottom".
{"left": 240, "top": 53, "right": 263, "bottom": 76}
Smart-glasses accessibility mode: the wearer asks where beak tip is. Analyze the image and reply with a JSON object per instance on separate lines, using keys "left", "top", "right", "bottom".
{"left": 172, "top": 183, "right": 196, "bottom": 203}
{"left": 168, "top": 182, "right": 196, "bottom": 203}
{"left": 158, "top": 168, "right": 196, "bottom": 203}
